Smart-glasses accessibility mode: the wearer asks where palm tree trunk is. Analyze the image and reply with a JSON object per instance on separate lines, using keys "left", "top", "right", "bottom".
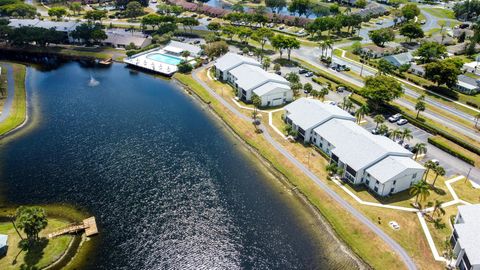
{"left": 432, "top": 175, "right": 439, "bottom": 187}
{"left": 424, "top": 168, "right": 430, "bottom": 180}
{"left": 10, "top": 217, "right": 24, "bottom": 240}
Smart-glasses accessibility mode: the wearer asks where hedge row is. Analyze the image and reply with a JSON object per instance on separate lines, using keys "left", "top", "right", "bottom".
{"left": 466, "top": 101, "right": 480, "bottom": 109}
{"left": 428, "top": 137, "right": 476, "bottom": 166}
{"left": 304, "top": 59, "right": 480, "bottom": 157}
{"left": 386, "top": 104, "right": 480, "bottom": 156}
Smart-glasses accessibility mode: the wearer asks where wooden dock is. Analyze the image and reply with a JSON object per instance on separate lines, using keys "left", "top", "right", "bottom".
{"left": 48, "top": 216, "right": 98, "bottom": 239}
{"left": 99, "top": 58, "right": 113, "bottom": 66}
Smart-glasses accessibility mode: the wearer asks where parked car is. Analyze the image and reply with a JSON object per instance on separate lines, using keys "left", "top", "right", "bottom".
{"left": 337, "top": 86, "right": 345, "bottom": 92}
{"left": 371, "top": 128, "right": 379, "bottom": 135}
{"left": 420, "top": 20, "right": 426, "bottom": 25}
{"left": 431, "top": 159, "right": 440, "bottom": 166}
{"left": 376, "top": 21, "right": 383, "bottom": 25}
{"left": 298, "top": 69, "right": 308, "bottom": 74}
{"left": 403, "top": 144, "right": 411, "bottom": 150}
{"left": 193, "top": 40, "right": 201, "bottom": 44}
{"left": 275, "top": 71, "right": 281, "bottom": 75}
{"left": 397, "top": 119, "right": 408, "bottom": 125}
{"left": 388, "top": 114, "right": 402, "bottom": 122}
{"left": 305, "top": 72, "right": 314, "bottom": 77}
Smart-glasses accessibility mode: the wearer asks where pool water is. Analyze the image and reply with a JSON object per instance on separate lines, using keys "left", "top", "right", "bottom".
{"left": 147, "top": 53, "right": 183, "bottom": 65}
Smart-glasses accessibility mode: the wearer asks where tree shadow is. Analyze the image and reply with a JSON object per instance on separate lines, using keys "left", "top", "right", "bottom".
{"left": 431, "top": 186, "right": 447, "bottom": 196}
{"left": 17, "top": 238, "right": 49, "bottom": 270}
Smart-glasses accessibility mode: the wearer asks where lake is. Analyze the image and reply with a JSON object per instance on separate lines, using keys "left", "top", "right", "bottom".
{"left": 0, "top": 62, "right": 359, "bottom": 269}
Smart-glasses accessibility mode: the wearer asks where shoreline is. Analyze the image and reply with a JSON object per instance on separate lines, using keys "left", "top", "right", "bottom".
{"left": 172, "top": 78, "right": 369, "bottom": 269}
{"left": 0, "top": 63, "right": 93, "bottom": 270}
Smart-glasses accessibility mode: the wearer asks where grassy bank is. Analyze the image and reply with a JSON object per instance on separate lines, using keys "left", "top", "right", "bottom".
{"left": 0, "top": 46, "right": 125, "bottom": 61}
{"left": 0, "top": 63, "right": 27, "bottom": 136}
{"left": 0, "top": 204, "right": 91, "bottom": 270}
{"left": 174, "top": 73, "right": 408, "bottom": 270}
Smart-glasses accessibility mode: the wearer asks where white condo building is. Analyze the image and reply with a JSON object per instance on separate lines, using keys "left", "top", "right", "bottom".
{"left": 214, "top": 53, "right": 293, "bottom": 107}
{"left": 284, "top": 98, "right": 425, "bottom": 196}
{"left": 451, "top": 204, "right": 480, "bottom": 270}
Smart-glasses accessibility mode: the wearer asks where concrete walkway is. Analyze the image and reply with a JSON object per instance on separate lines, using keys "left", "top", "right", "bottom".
{"left": 0, "top": 64, "right": 15, "bottom": 123}
{"left": 191, "top": 65, "right": 418, "bottom": 270}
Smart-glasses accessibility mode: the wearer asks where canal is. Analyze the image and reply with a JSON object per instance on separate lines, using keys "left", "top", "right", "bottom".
{"left": 0, "top": 62, "right": 360, "bottom": 269}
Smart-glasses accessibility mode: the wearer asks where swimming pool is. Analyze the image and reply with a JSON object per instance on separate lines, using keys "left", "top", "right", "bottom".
{"left": 147, "top": 53, "right": 183, "bottom": 65}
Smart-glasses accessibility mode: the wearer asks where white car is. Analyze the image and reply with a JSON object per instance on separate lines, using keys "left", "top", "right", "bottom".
{"left": 397, "top": 119, "right": 408, "bottom": 125}
{"left": 388, "top": 113, "right": 402, "bottom": 122}
{"left": 430, "top": 159, "right": 440, "bottom": 166}
{"left": 389, "top": 221, "right": 400, "bottom": 230}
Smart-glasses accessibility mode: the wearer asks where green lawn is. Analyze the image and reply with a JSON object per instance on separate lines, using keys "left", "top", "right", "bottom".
{"left": 0, "top": 63, "right": 27, "bottom": 136}
{"left": 422, "top": 8, "right": 455, "bottom": 19}
{"left": 0, "top": 218, "right": 72, "bottom": 269}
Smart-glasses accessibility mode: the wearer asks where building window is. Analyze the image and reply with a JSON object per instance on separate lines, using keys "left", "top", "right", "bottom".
{"left": 366, "top": 180, "right": 370, "bottom": 185}
{"left": 412, "top": 173, "right": 417, "bottom": 179}
{"left": 390, "top": 188, "right": 394, "bottom": 193}
{"left": 393, "top": 180, "right": 396, "bottom": 185}
{"left": 319, "top": 143, "right": 323, "bottom": 148}
{"left": 374, "top": 186, "right": 378, "bottom": 192}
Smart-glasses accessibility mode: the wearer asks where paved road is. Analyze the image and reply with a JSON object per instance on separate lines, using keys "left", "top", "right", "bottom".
{"left": 191, "top": 65, "right": 417, "bottom": 270}
{"left": 0, "top": 64, "right": 15, "bottom": 123}
{"left": 292, "top": 48, "right": 480, "bottom": 142}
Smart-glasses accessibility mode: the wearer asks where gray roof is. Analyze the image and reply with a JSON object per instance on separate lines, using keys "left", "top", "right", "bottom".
{"left": 214, "top": 53, "right": 261, "bottom": 72}
{"left": 8, "top": 19, "right": 79, "bottom": 32}
{"left": 253, "top": 81, "right": 291, "bottom": 97}
{"left": 457, "top": 75, "right": 480, "bottom": 89}
{"left": 105, "top": 31, "right": 150, "bottom": 47}
{"left": 167, "top": 40, "right": 201, "bottom": 56}
{"left": 35, "top": 20, "right": 79, "bottom": 32}
{"left": 8, "top": 19, "right": 40, "bottom": 28}
{"left": 229, "top": 64, "right": 288, "bottom": 91}
{"left": 455, "top": 204, "right": 480, "bottom": 265}
{"left": 0, "top": 234, "right": 7, "bottom": 248}
{"left": 284, "top": 98, "right": 355, "bottom": 131}
{"left": 313, "top": 119, "right": 412, "bottom": 172}
{"left": 383, "top": 52, "right": 413, "bottom": 66}
{"left": 366, "top": 156, "right": 424, "bottom": 183}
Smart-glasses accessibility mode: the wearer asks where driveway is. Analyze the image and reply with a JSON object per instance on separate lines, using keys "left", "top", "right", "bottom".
{"left": 191, "top": 65, "right": 417, "bottom": 270}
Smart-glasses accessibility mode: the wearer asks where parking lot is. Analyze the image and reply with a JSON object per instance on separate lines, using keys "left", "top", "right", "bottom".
{"left": 219, "top": 50, "right": 480, "bottom": 183}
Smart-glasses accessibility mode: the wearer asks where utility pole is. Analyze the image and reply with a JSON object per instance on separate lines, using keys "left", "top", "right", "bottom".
{"left": 465, "top": 167, "right": 472, "bottom": 183}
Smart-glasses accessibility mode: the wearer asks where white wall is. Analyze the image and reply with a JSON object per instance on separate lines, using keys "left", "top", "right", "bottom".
{"left": 365, "top": 167, "right": 424, "bottom": 196}
{"left": 259, "top": 89, "right": 293, "bottom": 107}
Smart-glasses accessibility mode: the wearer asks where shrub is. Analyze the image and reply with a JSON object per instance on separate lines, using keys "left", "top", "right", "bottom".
{"left": 177, "top": 61, "right": 193, "bottom": 73}
{"left": 428, "top": 136, "right": 475, "bottom": 165}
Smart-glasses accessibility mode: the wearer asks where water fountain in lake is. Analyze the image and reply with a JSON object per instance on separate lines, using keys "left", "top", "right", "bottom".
{"left": 88, "top": 74, "right": 99, "bottom": 87}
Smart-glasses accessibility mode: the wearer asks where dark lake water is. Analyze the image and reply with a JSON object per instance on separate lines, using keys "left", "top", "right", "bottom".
{"left": 0, "top": 62, "right": 359, "bottom": 269}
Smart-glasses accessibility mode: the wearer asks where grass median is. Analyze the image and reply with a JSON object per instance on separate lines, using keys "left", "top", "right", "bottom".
{"left": 0, "top": 63, "right": 27, "bottom": 136}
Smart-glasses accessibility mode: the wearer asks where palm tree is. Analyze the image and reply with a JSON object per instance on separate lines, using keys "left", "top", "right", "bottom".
{"left": 423, "top": 160, "right": 437, "bottom": 181}
{"left": 354, "top": 105, "right": 369, "bottom": 123}
{"left": 325, "top": 39, "right": 334, "bottom": 59}
{"left": 401, "top": 128, "right": 413, "bottom": 142}
{"left": 181, "top": 50, "right": 190, "bottom": 60}
{"left": 373, "top": 114, "right": 385, "bottom": 129}
{"left": 430, "top": 200, "right": 446, "bottom": 219}
{"left": 389, "top": 128, "right": 402, "bottom": 141}
{"left": 318, "top": 41, "right": 326, "bottom": 58}
{"left": 413, "top": 143, "right": 427, "bottom": 159}
{"left": 415, "top": 100, "right": 426, "bottom": 118}
{"left": 326, "top": 163, "right": 339, "bottom": 176}
{"left": 341, "top": 96, "right": 353, "bottom": 112}
{"left": 377, "top": 124, "right": 389, "bottom": 135}
{"left": 409, "top": 180, "right": 430, "bottom": 206}
{"left": 432, "top": 166, "right": 445, "bottom": 187}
